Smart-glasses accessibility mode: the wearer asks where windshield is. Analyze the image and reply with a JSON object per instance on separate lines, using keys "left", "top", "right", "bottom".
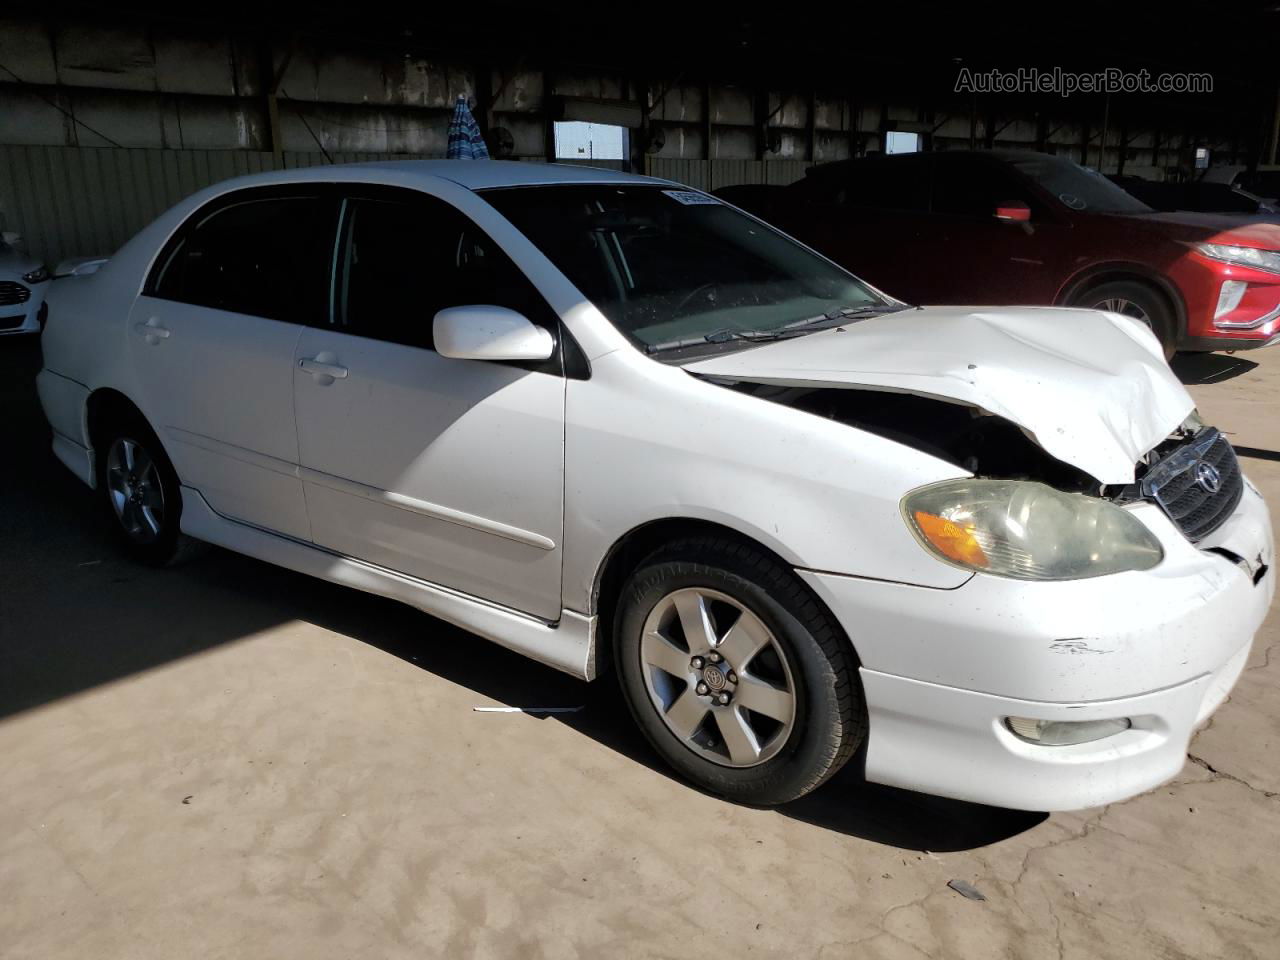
{"left": 480, "top": 184, "right": 888, "bottom": 351}
{"left": 1006, "top": 155, "right": 1152, "bottom": 214}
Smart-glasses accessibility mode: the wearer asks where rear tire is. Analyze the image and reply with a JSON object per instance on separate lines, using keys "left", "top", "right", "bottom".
{"left": 94, "top": 412, "right": 184, "bottom": 566}
{"left": 614, "top": 536, "right": 865, "bottom": 805}
{"left": 1075, "top": 280, "right": 1177, "bottom": 361}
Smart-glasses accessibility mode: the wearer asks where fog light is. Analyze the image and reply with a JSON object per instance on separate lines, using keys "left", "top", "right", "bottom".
{"left": 1214, "top": 280, "right": 1248, "bottom": 320}
{"left": 1005, "top": 716, "right": 1131, "bottom": 746}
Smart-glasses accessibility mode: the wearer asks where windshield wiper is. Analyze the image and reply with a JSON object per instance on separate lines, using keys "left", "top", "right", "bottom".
{"left": 644, "top": 304, "right": 911, "bottom": 354}
{"left": 779, "top": 302, "right": 910, "bottom": 331}
{"left": 646, "top": 327, "right": 792, "bottom": 353}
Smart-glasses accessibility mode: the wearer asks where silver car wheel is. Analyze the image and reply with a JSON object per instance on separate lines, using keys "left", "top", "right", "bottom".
{"left": 639, "top": 587, "right": 796, "bottom": 768}
{"left": 105, "top": 437, "right": 165, "bottom": 544}
{"left": 1094, "top": 297, "right": 1151, "bottom": 329}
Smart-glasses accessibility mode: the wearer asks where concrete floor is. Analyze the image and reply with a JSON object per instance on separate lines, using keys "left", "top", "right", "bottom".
{"left": 1, "top": 337, "right": 1277, "bottom": 960}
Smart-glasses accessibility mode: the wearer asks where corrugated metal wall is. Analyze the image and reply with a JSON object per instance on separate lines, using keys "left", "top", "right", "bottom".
{"left": 0, "top": 145, "right": 423, "bottom": 266}
{"left": 0, "top": 145, "right": 801, "bottom": 267}
{"left": 645, "top": 158, "right": 810, "bottom": 190}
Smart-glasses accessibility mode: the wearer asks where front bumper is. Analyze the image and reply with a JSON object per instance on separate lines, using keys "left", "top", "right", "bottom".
{"left": 800, "top": 485, "right": 1273, "bottom": 811}
{"left": 0, "top": 280, "right": 48, "bottom": 335}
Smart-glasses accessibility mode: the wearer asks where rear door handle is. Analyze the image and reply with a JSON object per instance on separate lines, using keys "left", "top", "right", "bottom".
{"left": 133, "top": 319, "right": 170, "bottom": 344}
{"left": 298, "top": 356, "right": 348, "bottom": 383}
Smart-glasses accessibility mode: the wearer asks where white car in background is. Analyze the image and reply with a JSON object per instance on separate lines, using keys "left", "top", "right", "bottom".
{"left": 0, "top": 232, "right": 50, "bottom": 335}
{"left": 36, "top": 161, "right": 1273, "bottom": 810}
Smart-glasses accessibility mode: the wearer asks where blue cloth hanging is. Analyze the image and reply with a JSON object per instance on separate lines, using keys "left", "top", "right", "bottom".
{"left": 447, "top": 96, "right": 490, "bottom": 160}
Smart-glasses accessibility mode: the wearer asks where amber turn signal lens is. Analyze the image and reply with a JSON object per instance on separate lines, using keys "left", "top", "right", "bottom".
{"left": 912, "top": 511, "right": 989, "bottom": 568}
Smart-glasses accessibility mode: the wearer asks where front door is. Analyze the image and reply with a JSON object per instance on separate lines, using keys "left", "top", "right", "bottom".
{"left": 921, "top": 155, "right": 1068, "bottom": 305}
{"left": 292, "top": 190, "right": 566, "bottom": 620}
{"left": 128, "top": 189, "right": 338, "bottom": 540}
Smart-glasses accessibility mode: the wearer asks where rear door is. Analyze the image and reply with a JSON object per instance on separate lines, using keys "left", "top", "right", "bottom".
{"left": 129, "top": 187, "right": 338, "bottom": 539}
{"left": 291, "top": 188, "right": 566, "bottom": 620}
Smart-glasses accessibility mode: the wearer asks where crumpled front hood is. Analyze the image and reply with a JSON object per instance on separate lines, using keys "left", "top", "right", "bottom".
{"left": 683, "top": 305, "right": 1195, "bottom": 485}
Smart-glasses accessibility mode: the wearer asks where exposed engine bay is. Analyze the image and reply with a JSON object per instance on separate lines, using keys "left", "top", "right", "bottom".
{"left": 715, "top": 379, "right": 1206, "bottom": 500}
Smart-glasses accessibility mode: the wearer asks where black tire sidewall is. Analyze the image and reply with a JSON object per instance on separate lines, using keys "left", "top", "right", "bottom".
{"left": 95, "top": 415, "right": 183, "bottom": 566}
{"left": 1079, "top": 280, "right": 1177, "bottom": 360}
{"left": 615, "top": 548, "right": 860, "bottom": 805}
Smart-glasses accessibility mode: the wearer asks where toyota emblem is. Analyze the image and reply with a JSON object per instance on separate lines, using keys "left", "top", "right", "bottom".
{"left": 1194, "top": 460, "right": 1222, "bottom": 494}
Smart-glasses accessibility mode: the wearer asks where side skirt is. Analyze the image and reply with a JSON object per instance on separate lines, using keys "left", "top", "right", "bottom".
{"left": 179, "top": 487, "right": 597, "bottom": 680}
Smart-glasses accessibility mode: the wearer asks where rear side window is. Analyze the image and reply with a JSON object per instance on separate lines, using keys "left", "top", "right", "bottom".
{"left": 841, "top": 156, "right": 930, "bottom": 211}
{"left": 793, "top": 158, "right": 930, "bottom": 212}
{"left": 335, "top": 194, "right": 553, "bottom": 350}
{"left": 149, "top": 194, "right": 336, "bottom": 324}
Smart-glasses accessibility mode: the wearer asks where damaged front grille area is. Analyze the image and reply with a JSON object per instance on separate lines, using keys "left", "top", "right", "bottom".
{"left": 1138, "top": 428, "right": 1243, "bottom": 542}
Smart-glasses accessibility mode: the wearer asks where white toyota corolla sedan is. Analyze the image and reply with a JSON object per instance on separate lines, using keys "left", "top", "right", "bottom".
{"left": 37, "top": 161, "right": 1273, "bottom": 810}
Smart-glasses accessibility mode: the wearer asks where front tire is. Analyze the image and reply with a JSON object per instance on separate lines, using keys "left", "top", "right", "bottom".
{"left": 615, "top": 537, "right": 865, "bottom": 805}
{"left": 95, "top": 414, "right": 183, "bottom": 566}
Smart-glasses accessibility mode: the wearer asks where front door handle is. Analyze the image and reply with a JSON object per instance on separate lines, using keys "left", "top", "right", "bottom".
{"left": 299, "top": 356, "right": 348, "bottom": 384}
{"left": 133, "top": 318, "right": 170, "bottom": 345}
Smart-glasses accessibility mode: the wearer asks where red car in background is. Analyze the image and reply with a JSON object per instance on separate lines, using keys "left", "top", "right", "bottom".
{"left": 726, "top": 151, "right": 1280, "bottom": 358}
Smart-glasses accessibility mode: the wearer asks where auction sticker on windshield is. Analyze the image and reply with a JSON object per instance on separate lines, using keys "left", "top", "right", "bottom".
{"left": 662, "top": 190, "right": 720, "bottom": 205}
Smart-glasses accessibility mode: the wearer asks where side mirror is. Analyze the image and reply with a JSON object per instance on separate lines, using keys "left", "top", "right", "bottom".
{"left": 994, "top": 202, "right": 1032, "bottom": 223}
{"left": 433, "top": 305, "right": 555, "bottom": 362}
{"left": 53, "top": 256, "right": 109, "bottom": 278}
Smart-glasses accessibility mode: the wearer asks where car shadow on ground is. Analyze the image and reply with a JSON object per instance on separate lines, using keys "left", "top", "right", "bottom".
{"left": 1171, "top": 351, "right": 1259, "bottom": 385}
{"left": 1235, "top": 445, "right": 1280, "bottom": 463}
{"left": 250, "top": 550, "right": 1048, "bottom": 853}
{"left": 0, "top": 337, "right": 1044, "bottom": 854}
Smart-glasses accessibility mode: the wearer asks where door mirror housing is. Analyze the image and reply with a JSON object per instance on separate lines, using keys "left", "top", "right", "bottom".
{"left": 994, "top": 202, "right": 1032, "bottom": 223}
{"left": 434, "top": 305, "right": 555, "bottom": 362}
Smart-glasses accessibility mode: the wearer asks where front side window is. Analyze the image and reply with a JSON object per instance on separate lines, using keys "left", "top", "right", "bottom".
{"left": 151, "top": 194, "right": 335, "bottom": 323}
{"left": 931, "top": 157, "right": 1039, "bottom": 219}
{"left": 481, "top": 185, "right": 891, "bottom": 354}
{"left": 335, "top": 194, "right": 553, "bottom": 350}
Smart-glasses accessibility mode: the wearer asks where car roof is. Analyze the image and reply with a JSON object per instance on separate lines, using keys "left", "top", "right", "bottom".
{"left": 215, "top": 159, "right": 671, "bottom": 192}
{"left": 808, "top": 149, "right": 1046, "bottom": 172}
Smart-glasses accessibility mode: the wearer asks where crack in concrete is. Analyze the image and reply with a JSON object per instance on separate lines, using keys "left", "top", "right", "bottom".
{"left": 874, "top": 888, "right": 940, "bottom": 933}
{"left": 1246, "top": 640, "right": 1278, "bottom": 673}
{"left": 1187, "top": 754, "right": 1279, "bottom": 800}
{"left": 1051, "top": 910, "right": 1066, "bottom": 960}
{"left": 1012, "top": 804, "right": 1115, "bottom": 889}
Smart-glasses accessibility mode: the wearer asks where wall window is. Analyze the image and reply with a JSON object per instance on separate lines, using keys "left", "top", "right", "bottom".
{"left": 885, "top": 131, "right": 922, "bottom": 155}
{"left": 554, "top": 121, "right": 628, "bottom": 161}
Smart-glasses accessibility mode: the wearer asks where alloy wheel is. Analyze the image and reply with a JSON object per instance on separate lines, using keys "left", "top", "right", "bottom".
{"left": 105, "top": 437, "right": 166, "bottom": 544}
{"left": 639, "top": 587, "right": 796, "bottom": 767}
{"left": 1093, "top": 297, "right": 1151, "bottom": 330}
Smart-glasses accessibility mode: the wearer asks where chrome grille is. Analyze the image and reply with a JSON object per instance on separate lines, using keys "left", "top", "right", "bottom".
{"left": 0, "top": 281, "right": 31, "bottom": 306}
{"left": 1140, "top": 428, "right": 1242, "bottom": 542}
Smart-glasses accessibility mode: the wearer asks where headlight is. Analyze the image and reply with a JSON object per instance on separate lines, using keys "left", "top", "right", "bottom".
{"left": 22, "top": 266, "right": 49, "bottom": 284}
{"left": 902, "top": 479, "right": 1163, "bottom": 580}
{"left": 1193, "top": 242, "right": 1280, "bottom": 275}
